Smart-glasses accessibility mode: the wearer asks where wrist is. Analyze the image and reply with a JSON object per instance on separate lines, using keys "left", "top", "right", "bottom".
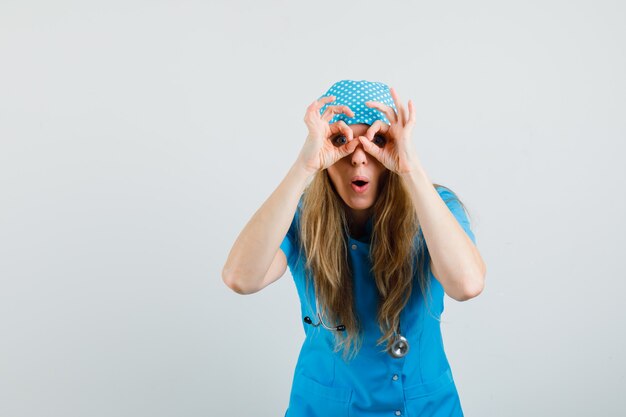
{"left": 291, "top": 159, "right": 318, "bottom": 182}
{"left": 398, "top": 160, "right": 430, "bottom": 184}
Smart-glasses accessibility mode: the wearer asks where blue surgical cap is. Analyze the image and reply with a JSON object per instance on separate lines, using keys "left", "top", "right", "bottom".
{"left": 318, "top": 79, "right": 397, "bottom": 126}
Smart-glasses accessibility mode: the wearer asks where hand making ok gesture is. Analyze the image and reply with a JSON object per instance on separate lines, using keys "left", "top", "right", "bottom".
{"left": 356, "top": 87, "right": 420, "bottom": 175}
{"left": 297, "top": 95, "right": 361, "bottom": 174}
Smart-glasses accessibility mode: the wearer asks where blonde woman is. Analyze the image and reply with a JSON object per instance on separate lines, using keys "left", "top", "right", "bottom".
{"left": 222, "top": 80, "right": 486, "bottom": 417}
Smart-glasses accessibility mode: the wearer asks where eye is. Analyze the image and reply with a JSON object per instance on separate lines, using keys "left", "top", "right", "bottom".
{"left": 331, "top": 135, "right": 348, "bottom": 147}
{"left": 373, "top": 134, "right": 387, "bottom": 148}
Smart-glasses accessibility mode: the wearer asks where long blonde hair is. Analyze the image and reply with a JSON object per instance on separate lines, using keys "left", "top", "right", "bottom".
{"left": 299, "top": 169, "right": 467, "bottom": 361}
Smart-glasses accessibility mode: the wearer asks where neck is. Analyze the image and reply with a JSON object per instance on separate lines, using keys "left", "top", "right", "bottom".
{"left": 345, "top": 206, "right": 372, "bottom": 239}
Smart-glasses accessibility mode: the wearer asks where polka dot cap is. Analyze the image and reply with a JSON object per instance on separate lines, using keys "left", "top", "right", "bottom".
{"left": 318, "top": 79, "right": 397, "bottom": 126}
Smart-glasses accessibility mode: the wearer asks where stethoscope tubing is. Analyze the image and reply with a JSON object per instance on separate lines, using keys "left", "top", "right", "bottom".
{"left": 304, "top": 312, "right": 345, "bottom": 331}
{"left": 303, "top": 311, "right": 409, "bottom": 358}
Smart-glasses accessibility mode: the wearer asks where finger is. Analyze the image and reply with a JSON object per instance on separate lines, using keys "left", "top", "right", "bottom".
{"left": 329, "top": 120, "right": 354, "bottom": 142}
{"left": 317, "top": 95, "right": 336, "bottom": 107}
{"left": 358, "top": 136, "right": 383, "bottom": 160}
{"left": 389, "top": 87, "right": 406, "bottom": 125}
{"left": 307, "top": 96, "right": 335, "bottom": 112}
{"left": 407, "top": 99, "right": 416, "bottom": 126}
{"left": 305, "top": 96, "right": 334, "bottom": 123}
{"left": 338, "top": 135, "right": 361, "bottom": 158}
{"left": 365, "top": 100, "right": 397, "bottom": 124}
{"left": 321, "top": 105, "right": 355, "bottom": 123}
{"left": 305, "top": 96, "right": 335, "bottom": 118}
{"left": 365, "top": 120, "right": 390, "bottom": 141}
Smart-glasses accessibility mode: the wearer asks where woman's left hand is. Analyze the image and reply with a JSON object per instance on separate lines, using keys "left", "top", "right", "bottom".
{"left": 357, "top": 87, "right": 420, "bottom": 175}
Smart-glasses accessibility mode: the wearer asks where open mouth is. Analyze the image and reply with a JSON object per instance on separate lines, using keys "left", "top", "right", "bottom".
{"left": 351, "top": 179, "right": 370, "bottom": 193}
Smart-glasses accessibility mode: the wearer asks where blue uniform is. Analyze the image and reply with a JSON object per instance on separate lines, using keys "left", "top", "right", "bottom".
{"left": 279, "top": 186, "right": 477, "bottom": 417}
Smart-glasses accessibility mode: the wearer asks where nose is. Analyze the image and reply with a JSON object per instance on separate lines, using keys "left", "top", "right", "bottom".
{"left": 351, "top": 142, "right": 368, "bottom": 166}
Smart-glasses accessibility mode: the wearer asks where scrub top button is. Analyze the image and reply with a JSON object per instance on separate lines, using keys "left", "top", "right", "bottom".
{"left": 395, "top": 411, "right": 402, "bottom": 416}
{"left": 392, "top": 374, "right": 399, "bottom": 381}
{"left": 351, "top": 244, "right": 357, "bottom": 250}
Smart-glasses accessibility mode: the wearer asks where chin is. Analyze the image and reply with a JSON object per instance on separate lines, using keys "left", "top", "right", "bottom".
{"left": 343, "top": 196, "right": 376, "bottom": 211}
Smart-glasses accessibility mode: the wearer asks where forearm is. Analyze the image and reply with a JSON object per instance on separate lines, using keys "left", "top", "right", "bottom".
{"left": 399, "top": 161, "right": 486, "bottom": 301}
{"left": 222, "top": 161, "right": 314, "bottom": 292}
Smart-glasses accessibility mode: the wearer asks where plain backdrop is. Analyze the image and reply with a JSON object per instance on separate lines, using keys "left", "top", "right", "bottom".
{"left": 1, "top": 1, "right": 625, "bottom": 416}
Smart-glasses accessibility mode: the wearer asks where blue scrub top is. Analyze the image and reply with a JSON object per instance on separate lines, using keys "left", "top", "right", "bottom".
{"left": 279, "top": 186, "right": 477, "bottom": 417}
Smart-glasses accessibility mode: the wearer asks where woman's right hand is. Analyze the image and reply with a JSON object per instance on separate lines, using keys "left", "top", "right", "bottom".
{"left": 297, "top": 95, "right": 361, "bottom": 174}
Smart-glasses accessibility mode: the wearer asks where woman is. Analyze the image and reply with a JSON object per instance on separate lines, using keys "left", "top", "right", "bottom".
{"left": 222, "top": 80, "right": 486, "bottom": 417}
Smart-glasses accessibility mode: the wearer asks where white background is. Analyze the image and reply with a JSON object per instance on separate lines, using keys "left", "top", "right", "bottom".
{"left": 1, "top": 0, "right": 625, "bottom": 416}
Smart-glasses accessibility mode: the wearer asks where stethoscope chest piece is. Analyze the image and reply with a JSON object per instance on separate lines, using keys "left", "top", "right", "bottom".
{"left": 389, "top": 334, "right": 410, "bottom": 358}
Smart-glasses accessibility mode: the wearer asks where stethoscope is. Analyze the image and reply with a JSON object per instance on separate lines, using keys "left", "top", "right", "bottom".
{"left": 304, "top": 312, "right": 410, "bottom": 358}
